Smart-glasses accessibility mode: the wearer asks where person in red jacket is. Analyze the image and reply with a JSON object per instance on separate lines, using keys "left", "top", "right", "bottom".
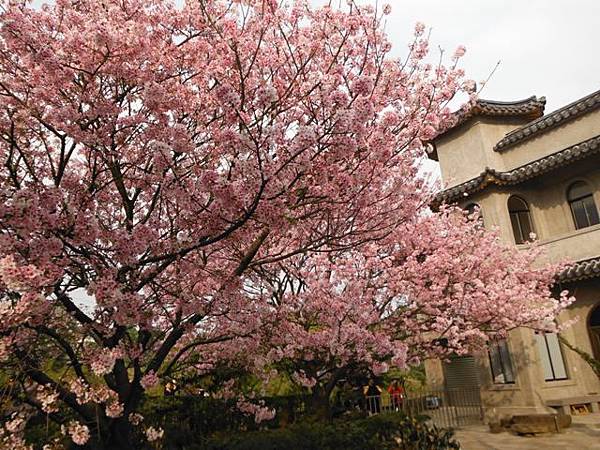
{"left": 387, "top": 378, "right": 405, "bottom": 411}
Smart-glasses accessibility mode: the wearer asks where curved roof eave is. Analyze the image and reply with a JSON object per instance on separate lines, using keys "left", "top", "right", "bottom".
{"left": 494, "top": 89, "right": 600, "bottom": 152}
{"left": 431, "top": 96, "right": 547, "bottom": 144}
{"left": 558, "top": 257, "right": 600, "bottom": 283}
{"left": 432, "top": 134, "right": 600, "bottom": 207}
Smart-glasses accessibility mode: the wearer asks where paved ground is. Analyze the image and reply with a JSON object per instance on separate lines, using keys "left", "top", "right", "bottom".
{"left": 454, "top": 413, "right": 600, "bottom": 449}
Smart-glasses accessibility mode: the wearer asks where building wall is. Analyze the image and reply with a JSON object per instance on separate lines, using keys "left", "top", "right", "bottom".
{"left": 435, "top": 119, "right": 527, "bottom": 187}
{"left": 429, "top": 99, "right": 600, "bottom": 419}
{"left": 435, "top": 109, "right": 600, "bottom": 186}
{"left": 461, "top": 158, "right": 600, "bottom": 263}
{"left": 476, "top": 287, "right": 600, "bottom": 421}
{"left": 499, "top": 109, "right": 600, "bottom": 170}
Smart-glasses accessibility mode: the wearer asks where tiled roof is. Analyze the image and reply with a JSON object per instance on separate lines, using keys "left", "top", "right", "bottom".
{"left": 558, "top": 257, "right": 600, "bottom": 283}
{"left": 433, "top": 96, "right": 546, "bottom": 142}
{"left": 494, "top": 89, "right": 600, "bottom": 152}
{"left": 433, "top": 134, "right": 600, "bottom": 206}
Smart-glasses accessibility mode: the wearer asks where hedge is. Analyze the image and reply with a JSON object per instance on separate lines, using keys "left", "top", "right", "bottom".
{"left": 188, "top": 413, "right": 460, "bottom": 450}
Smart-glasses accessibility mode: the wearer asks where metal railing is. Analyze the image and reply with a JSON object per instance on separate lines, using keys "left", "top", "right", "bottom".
{"left": 365, "top": 387, "right": 483, "bottom": 428}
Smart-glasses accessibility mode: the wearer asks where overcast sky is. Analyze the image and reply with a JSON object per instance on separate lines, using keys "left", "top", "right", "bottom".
{"left": 29, "top": 0, "right": 599, "bottom": 112}
{"left": 375, "top": 0, "right": 599, "bottom": 112}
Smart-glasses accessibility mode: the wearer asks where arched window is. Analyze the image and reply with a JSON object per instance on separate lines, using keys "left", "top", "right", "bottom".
{"left": 567, "top": 181, "right": 599, "bottom": 230}
{"left": 508, "top": 196, "right": 534, "bottom": 244}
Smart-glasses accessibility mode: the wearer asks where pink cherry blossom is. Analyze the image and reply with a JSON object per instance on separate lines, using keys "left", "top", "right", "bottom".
{"left": 415, "top": 22, "right": 426, "bottom": 35}
{"left": 0, "top": 412, "right": 33, "bottom": 450}
{"left": 129, "top": 413, "right": 144, "bottom": 426}
{"left": 237, "top": 399, "right": 276, "bottom": 423}
{"left": 0, "top": 0, "right": 567, "bottom": 446}
{"left": 106, "top": 401, "right": 124, "bottom": 418}
{"left": 36, "top": 386, "right": 59, "bottom": 414}
{"left": 145, "top": 426, "right": 164, "bottom": 442}
{"left": 63, "top": 421, "right": 90, "bottom": 446}
{"left": 453, "top": 45, "right": 467, "bottom": 59}
{"left": 90, "top": 348, "right": 122, "bottom": 376}
{"left": 141, "top": 371, "right": 159, "bottom": 389}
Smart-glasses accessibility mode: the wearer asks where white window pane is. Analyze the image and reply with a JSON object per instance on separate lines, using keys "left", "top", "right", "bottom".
{"left": 535, "top": 333, "right": 554, "bottom": 381}
{"left": 546, "top": 333, "right": 568, "bottom": 380}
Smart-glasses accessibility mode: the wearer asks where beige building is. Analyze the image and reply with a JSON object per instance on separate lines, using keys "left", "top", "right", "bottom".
{"left": 425, "top": 89, "right": 600, "bottom": 420}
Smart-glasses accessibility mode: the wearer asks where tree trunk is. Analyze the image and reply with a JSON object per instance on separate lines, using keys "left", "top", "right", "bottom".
{"left": 558, "top": 335, "right": 600, "bottom": 378}
{"left": 96, "top": 377, "right": 147, "bottom": 450}
{"left": 309, "top": 386, "right": 332, "bottom": 421}
{"left": 99, "top": 417, "right": 142, "bottom": 450}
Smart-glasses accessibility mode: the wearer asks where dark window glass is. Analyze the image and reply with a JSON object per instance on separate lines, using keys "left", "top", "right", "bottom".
{"left": 590, "top": 305, "right": 600, "bottom": 360}
{"left": 535, "top": 332, "right": 568, "bottom": 381}
{"left": 488, "top": 340, "right": 515, "bottom": 384}
{"left": 568, "top": 182, "right": 599, "bottom": 229}
{"left": 508, "top": 196, "right": 534, "bottom": 244}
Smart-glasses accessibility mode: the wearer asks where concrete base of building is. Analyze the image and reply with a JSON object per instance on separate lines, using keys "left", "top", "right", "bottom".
{"left": 545, "top": 394, "right": 600, "bottom": 415}
{"left": 483, "top": 406, "right": 555, "bottom": 423}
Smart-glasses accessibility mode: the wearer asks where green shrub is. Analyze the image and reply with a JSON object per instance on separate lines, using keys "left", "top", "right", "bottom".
{"left": 196, "top": 413, "right": 460, "bottom": 450}
{"left": 20, "top": 396, "right": 460, "bottom": 450}
{"left": 141, "top": 394, "right": 310, "bottom": 437}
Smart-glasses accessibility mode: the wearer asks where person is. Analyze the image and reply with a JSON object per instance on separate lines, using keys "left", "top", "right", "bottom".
{"left": 363, "top": 379, "right": 382, "bottom": 414}
{"left": 387, "top": 378, "right": 405, "bottom": 411}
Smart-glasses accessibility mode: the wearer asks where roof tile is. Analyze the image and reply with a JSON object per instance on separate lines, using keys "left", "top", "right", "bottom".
{"left": 494, "top": 89, "right": 600, "bottom": 152}
{"left": 433, "top": 97, "right": 546, "bottom": 142}
{"left": 433, "top": 134, "right": 600, "bottom": 206}
{"left": 559, "top": 257, "right": 600, "bottom": 283}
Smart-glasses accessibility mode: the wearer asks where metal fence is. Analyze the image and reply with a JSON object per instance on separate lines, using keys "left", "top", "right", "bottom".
{"left": 365, "top": 386, "right": 483, "bottom": 428}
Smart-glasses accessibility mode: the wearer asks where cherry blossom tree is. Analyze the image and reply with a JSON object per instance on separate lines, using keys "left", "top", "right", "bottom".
{"left": 223, "top": 209, "right": 569, "bottom": 419}
{"left": 0, "top": 0, "right": 568, "bottom": 448}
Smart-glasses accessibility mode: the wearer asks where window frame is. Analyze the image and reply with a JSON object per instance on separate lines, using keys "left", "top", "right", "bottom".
{"left": 535, "top": 332, "right": 568, "bottom": 382}
{"left": 567, "top": 181, "right": 599, "bottom": 230}
{"left": 488, "top": 339, "right": 516, "bottom": 385}
{"left": 588, "top": 304, "right": 600, "bottom": 361}
{"left": 507, "top": 195, "right": 535, "bottom": 244}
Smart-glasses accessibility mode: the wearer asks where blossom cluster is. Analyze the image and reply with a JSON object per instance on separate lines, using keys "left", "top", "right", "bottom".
{"left": 0, "top": 0, "right": 566, "bottom": 447}
{"left": 145, "top": 426, "right": 164, "bottom": 442}
{"left": 236, "top": 399, "right": 276, "bottom": 423}
{"left": 36, "top": 385, "right": 60, "bottom": 414}
{"left": 1, "top": 411, "right": 32, "bottom": 450}
{"left": 62, "top": 421, "right": 90, "bottom": 446}
{"left": 89, "top": 348, "right": 123, "bottom": 376}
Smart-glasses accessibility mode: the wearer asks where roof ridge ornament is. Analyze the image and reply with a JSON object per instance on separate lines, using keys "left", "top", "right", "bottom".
{"left": 431, "top": 95, "right": 546, "bottom": 143}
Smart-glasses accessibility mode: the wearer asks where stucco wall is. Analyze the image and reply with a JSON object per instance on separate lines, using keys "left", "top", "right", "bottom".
{"left": 458, "top": 158, "right": 600, "bottom": 265}
{"left": 435, "top": 119, "right": 527, "bottom": 188}
{"left": 499, "top": 109, "right": 600, "bottom": 170}
{"left": 427, "top": 96, "right": 600, "bottom": 419}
